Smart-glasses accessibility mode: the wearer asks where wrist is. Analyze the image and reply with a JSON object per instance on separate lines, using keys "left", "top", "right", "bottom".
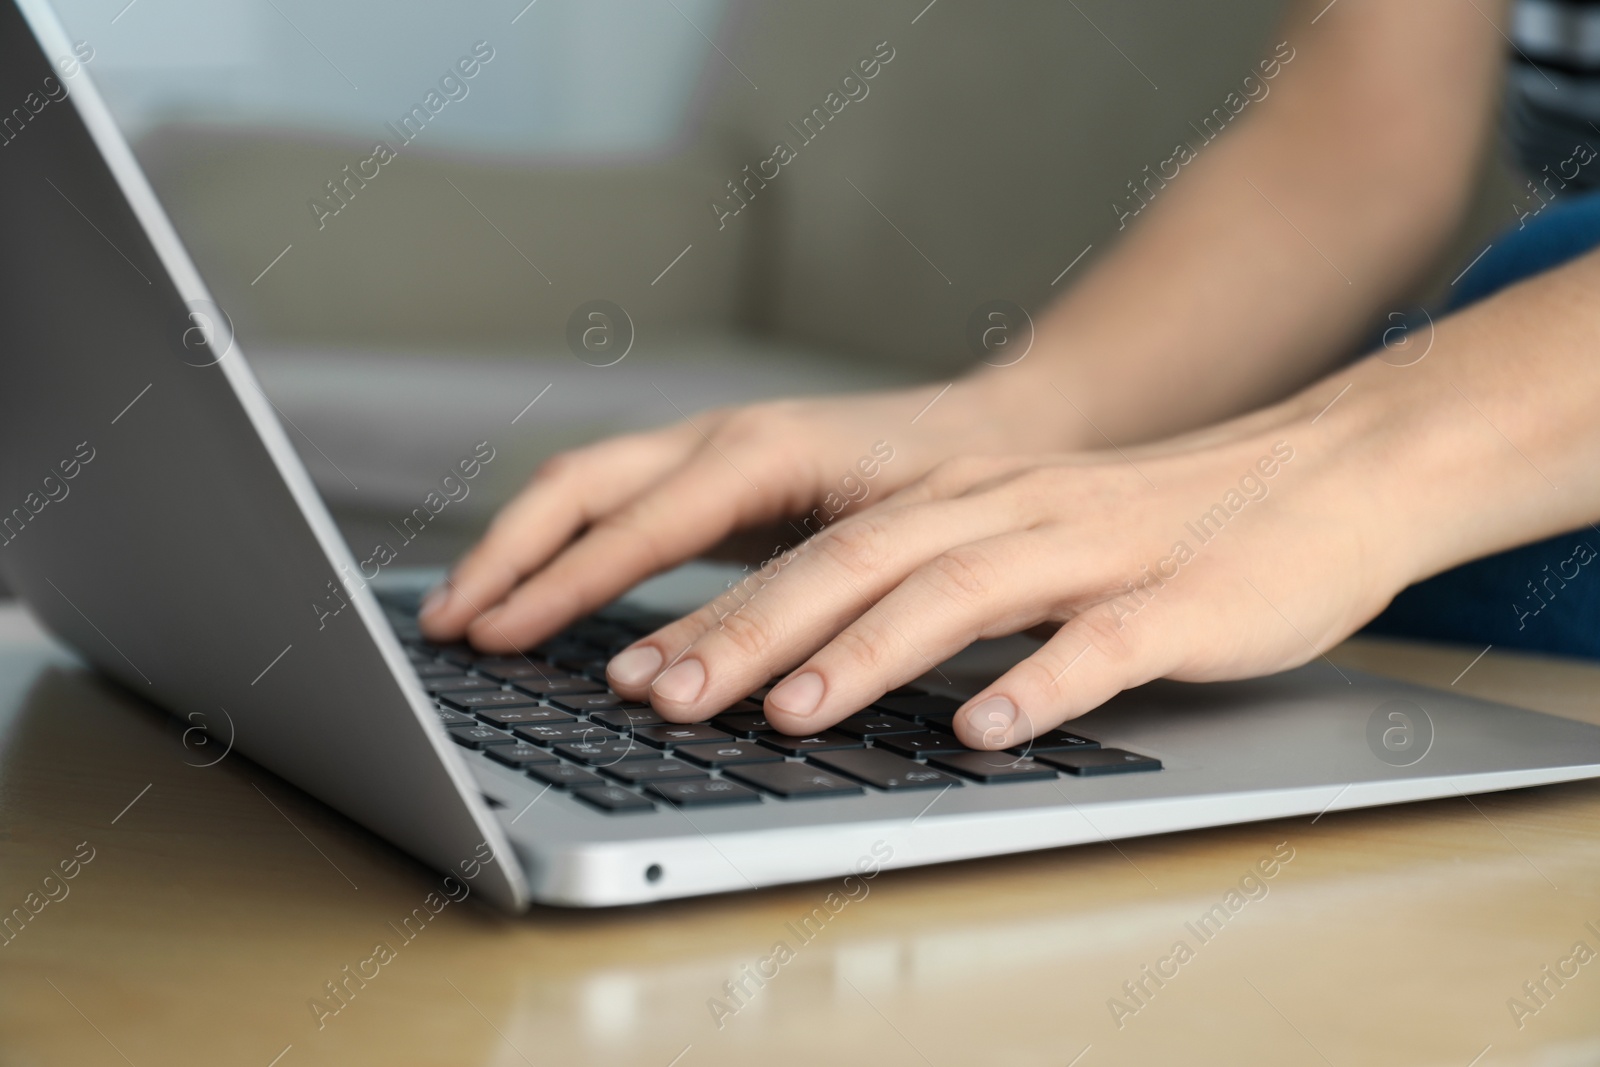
{"left": 1282, "top": 349, "right": 1547, "bottom": 599}
{"left": 957, "top": 361, "right": 1104, "bottom": 454}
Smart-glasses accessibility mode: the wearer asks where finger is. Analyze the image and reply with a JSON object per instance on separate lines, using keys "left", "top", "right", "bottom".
{"left": 950, "top": 599, "right": 1189, "bottom": 750}
{"left": 605, "top": 538, "right": 806, "bottom": 703}
{"left": 760, "top": 531, "right": 1063, "bottom": 732}
{"left": 465, "top": 438, "right": 803, "bottom": 652}
{"left": 611, "top": 497, "right": 1031, "bottom": 719}
{"left": 420, "top": 423, "right": 701, "bottom": 639}
{"left": 629, "top": 457, "right": 1039, "bottom": 680}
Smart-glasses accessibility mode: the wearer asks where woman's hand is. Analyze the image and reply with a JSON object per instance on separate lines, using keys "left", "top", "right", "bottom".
{"left": 604, "top": 393, "right": 1417, "bottom": 750}
{"left": 429, "top": 240, "right": 1600, "bottom": 752}
{"left": 418, "top": 376, "right": 1063, "bottom": 652}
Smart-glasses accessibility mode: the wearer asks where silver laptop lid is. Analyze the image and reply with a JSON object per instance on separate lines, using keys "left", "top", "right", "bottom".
{"left": 0, "top": 0, "right": 527, "bottom": 911}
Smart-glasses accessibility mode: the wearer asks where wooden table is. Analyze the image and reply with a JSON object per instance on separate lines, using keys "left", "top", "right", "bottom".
{"left": 2, "top": 603, "right": 1597, "bottom": 1066}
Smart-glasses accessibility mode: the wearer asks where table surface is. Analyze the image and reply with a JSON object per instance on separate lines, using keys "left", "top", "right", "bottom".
{"left": 2, "top": 603, "right": 1598, "bottom": 1067}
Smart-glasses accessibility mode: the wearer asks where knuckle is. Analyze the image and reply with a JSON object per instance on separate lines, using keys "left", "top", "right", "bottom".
{"left": 826, "top": 622, "right": 889, "bottom": 673}
{"left": 922, "top": 545, "right": 998, "bottom": 605}
{"left": 1073, "top": 608, "right": 1138, "bottom": 667}
{"left": 1005, "top": 655, "right": 1072, "bottom": 707}
{"left": 815, "top": 514, "right": 896, "bottom": 580}
{"left": 710, "top": 601, "right": 780, "bottom": 659}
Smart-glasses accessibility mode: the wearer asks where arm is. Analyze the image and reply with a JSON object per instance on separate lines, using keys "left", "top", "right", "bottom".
{"left": 423, "top": 0, "right": 1511, "bottom": 666}
{"left": 989, "top": 0, "right": 1509, "bottom": 447}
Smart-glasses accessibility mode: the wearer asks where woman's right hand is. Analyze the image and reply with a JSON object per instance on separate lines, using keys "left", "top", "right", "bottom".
{"left": 417, "top": 375, "right": 1055, "bottom": 654}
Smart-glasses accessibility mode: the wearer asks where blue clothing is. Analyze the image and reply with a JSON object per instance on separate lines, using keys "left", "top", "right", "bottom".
{"left": 1361, "top": 191, "right": 1600, "bottom": 658}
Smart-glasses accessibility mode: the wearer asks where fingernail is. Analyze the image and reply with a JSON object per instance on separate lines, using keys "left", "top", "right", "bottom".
{"left": 768, "top": 671, "right": 825, "bottom": 718}
{"left": 418, "top": 584, "right": 451, "bottom": 620}
{"left": 652, "top": 658, "right": 706, "bottom": 705}
{"left": 608, "top": 645, "right": 664, "bottom": 687}
{"left": 967, "top": 695, "right": 1017, "bottom": 747}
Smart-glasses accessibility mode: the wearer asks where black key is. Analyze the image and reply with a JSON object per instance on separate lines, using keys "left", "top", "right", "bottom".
{"left": 436, "top": 646, "right": 484, "bottom": 668}
{"left": 552, "top": 655, "right": 611, "bottom": 678}
{"left": 440, "top": 690, "right": 540, "bottom": 712}
{"left": 571, "top": 628, "right": 632, "bottom": 650}
{"left": 1036, "top": 747, "right": 1162, "bottom": 776}
{"left": 647, "top": 778, "right": 762, "bottom": 807}
{"left": 473, "top": 707, "right": 578, "bottom": 728}
{"left": 593, "top": 636, "right": 638, "bottom": 657}
{"left": 871, "top": 693, "right": 964, "bottom": 724}
{"left": 599, "top": 759, "right": 708, "bottom": 785}
{"left": 571, "top": 784, "right": 655, "bottom": 813}
{"left": 1010, "top": 729, "right": 1100, "bottom": 754}
{"left": 676, "top": 741, "right": 786, "bottom": 768}
{"left": 597, "top": 622, "right": 649, "bottom": 641}
{"left": 724, "top": 762, "right": 864, "bottom": 799}
{"left": 712, "top": 710, "right": 778, "bottom": 738}
{"left": 405, "top": 648, "right": 436, "bottom": 665}
{"left": 550, "top": 693, "right": 650, "bottom": 715}
{"left": 534, "top": 637, "right": 596, "bottom": 661}
{"left": 927, "top": 751, "right": 1058, "bottom": 783}
{"left": 425, "top": 675, "right": 499, "bottom": 694}
{"left": 835, "top": 713, "right": 925, "bottom": 739}
{"left": 447, "top": 724, "right": 518, "bottom": 749}
{"left": 404, "top": 637, "right": 467, "bottom": 657}
{"left": 472, "top": 655, "right": 553, "bottom": 671}
{"left": 412, "top": 661, "right": 464, "bottom": 678}
{"left": 475, "top": 661, "right": 558, "bottom": 684}
{"left": 511, "top": 676, "right": 609, "bottom": 698}
{"left": 526, "top": 762, "right": 606, "bottom": 789}
{"left": 513, "top": 722, "right": 617, "bottom": 746}
{"left": 554, "top": 738, "right": 658, "bottom": 765}
{"left": 591, "top": 632, "right": 637, "bottom": 655}
{"left": 758, "top": 730, "right": 864, "bottom": 756}
{"left": 432, "top": 706, "right": 477, "bottom": 727}
{"left": 633, "top": 724, "right": 735, "bottom": 750}
{"left": 809, "top": 749, "right": 963, "bottom": 791}
{"left": 483, "top": 743, "right": 560, "bottom": 768}
{"left": 589, "top": 707, "right": 668, "bottom": 732}
{"left": 570, "top": 620, "right": 635, "bottom": 649}
{"left": 918, "top": 713, "right": 961, "bottom": 734}
{"left": 875, "top": 731, "right": 970, "bottom": 759}
{"left": 603, "top": 607, "right": 674, "bottom": 633}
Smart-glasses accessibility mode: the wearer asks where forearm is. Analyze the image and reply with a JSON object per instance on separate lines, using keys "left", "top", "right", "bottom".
{"left": 972, "top": 0, "right": 1506, "bottom": 451}
{"left": 1308, "top": 245, "right": 1600, "bottom": 591}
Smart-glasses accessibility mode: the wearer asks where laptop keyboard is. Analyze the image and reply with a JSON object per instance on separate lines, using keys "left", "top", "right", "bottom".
{"left": 384, "top": 601, "right": 1161, "bottom": 815}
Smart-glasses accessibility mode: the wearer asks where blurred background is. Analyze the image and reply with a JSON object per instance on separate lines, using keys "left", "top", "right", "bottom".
{"left": 43, "top": 0, "right": 1516, "bottom": 570}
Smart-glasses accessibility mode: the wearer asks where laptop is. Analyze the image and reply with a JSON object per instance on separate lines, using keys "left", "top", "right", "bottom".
{"left": 4, "top": 0, "right": 1599, "bottom": 912}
